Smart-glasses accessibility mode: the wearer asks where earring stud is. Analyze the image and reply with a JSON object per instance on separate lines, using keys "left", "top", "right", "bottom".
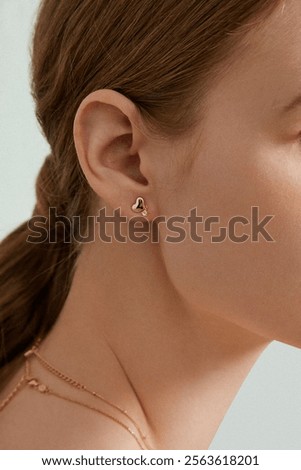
{"left": 131, "top": 196, "right": 148, "bottom": 217}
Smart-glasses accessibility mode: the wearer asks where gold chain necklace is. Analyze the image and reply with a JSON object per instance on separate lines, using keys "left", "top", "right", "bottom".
{"left": 0, "top": 338, "right": 153, "bottom": 450}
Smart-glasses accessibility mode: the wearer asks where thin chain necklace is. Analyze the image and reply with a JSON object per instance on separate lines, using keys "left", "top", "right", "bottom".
{"left": 0, "top": 338, "right": 153, "bottom": 450}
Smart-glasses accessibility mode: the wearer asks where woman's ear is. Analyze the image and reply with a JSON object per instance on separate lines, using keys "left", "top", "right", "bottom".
{"left": 73, "top": 89, "right": 158, "bottom": 219}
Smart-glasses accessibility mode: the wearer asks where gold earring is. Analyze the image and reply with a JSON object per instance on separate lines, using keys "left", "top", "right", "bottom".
{"left": 131, "top": 196, "right": 148, "bottom": 217}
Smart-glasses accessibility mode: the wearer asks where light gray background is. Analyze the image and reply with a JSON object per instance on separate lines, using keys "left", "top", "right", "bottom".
{"left": 1, "top": 0, "right": 301, "bottom": 450}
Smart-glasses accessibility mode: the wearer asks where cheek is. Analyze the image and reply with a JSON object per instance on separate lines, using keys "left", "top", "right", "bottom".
{"left": 159, "top": 142, "right": 301, "bottom": 348}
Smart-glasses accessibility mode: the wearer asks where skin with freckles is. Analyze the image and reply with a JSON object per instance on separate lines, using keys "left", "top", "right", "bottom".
{"left": 0, "top": 0, "right": 301, "bottom": 450}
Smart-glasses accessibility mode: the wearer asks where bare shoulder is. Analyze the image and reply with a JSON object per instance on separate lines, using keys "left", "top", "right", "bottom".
{"left": 0, "top": 377, "right": 143, "bottom": 450}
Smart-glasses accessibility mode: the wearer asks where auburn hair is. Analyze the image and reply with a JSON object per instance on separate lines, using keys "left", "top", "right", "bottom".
{"left": 0, "top": 0, "right": 280, "bottom": 388}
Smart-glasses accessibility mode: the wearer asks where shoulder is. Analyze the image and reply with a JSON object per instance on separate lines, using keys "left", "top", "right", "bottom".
{"left": 0, "top": 376, "right": 143, "bottom": 450}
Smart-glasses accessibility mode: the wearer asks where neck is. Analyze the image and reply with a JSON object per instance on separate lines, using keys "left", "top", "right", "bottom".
{"left": 38, "top": 237, "right": 271, "bottom": 449}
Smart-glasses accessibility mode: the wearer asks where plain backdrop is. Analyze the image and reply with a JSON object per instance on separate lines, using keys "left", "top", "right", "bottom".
{"left": 1, "top": 0, "right": 301, "bottom": 450}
